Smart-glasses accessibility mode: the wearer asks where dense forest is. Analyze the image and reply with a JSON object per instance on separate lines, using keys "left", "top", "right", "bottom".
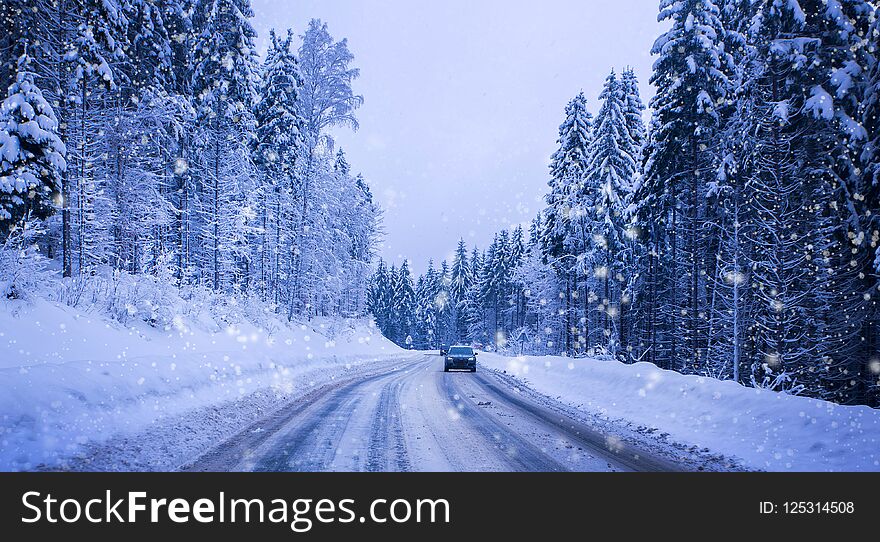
{"left": 0, "top": 1, "right": 380, "bottom": 319}
{"left": 369, "top": 0, "right": 880, "bottom": 406}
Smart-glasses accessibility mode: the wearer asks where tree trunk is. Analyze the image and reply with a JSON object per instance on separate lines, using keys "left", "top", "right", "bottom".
{"left": 213, "top": 118, "right": 221, "bottom": 291}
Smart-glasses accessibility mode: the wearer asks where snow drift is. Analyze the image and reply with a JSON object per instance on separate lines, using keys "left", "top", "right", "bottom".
{"left": 479, "top": 352, "right": 880, "bottom": 472}
{"left": 0, "top": 294, "right": 403, "bottom": 471}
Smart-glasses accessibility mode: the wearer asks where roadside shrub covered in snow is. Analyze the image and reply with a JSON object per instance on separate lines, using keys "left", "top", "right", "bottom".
{"left": 0, "top": 221, "right": 54, "bottom": 301}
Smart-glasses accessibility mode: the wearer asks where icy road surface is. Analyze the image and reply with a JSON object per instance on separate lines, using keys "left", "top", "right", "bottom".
{"left": 184, "top": 354, "right": 687, "bottom": 472}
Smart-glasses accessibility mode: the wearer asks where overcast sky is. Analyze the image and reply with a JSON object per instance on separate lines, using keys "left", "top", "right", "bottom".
{"left": 251, "top": 0, "right": 667, "bottom": 275}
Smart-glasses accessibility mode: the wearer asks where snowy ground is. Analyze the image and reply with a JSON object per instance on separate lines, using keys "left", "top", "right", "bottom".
{"left": 478, "top": 352, "right": 880, "bottom": 472}
{"left": 0, "top": 297, "right": 404, "bottom": 471}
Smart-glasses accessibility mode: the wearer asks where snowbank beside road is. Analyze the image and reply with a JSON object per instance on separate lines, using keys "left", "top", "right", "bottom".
{"left": 0, "top": 298, "right": 404, "bottom": 471}
{"left": 478, "top": 352, "right": 880, "bottom": 472}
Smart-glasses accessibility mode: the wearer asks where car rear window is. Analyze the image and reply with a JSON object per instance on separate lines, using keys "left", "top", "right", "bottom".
{"left": 448, "top": 346, "right": 474, "bottom": 356}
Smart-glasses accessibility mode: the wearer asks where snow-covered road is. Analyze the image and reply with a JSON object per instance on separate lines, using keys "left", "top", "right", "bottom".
{"left": 184, "top": 354, "right": 689, "bottom": 472}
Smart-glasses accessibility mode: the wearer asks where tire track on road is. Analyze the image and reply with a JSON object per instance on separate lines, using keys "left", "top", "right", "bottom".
{"left": 439, "top": 370, "right": 569, "bottom": 471}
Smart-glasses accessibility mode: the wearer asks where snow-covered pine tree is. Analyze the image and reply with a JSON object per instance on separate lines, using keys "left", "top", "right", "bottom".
{"left": 620, "top": 68, "right": 646, "bottom": 158}
{"left": 584, "top": 69, "right": 639, "bottom": 354}
{"left": 0, "top": 45, "right": 65, "bottom": 235}
{"left": 368, "top": 259, "right": 393, "bottom": 337}
{"left": 60, "top": 0, "right": 128, "bottom": 276}
{"left": 101, "top": 0, "right": 185, "bottom": 276}
{"left": 436, "top": 259, "right": 455, "bottom": 346}
{"left": 544, "top": 92, "right": 592, "bottom": 355}
{"left": 705, "top": 0, "right": 756, "bottom": 383}
{"left": 121, "top": 0, "right": 176, "bottom": 92}
{"left": 545, "top": 92, "right": 592, "bottom": 260}
{"left": 254, "top": 28, "right": 306, "bottom": 309}
{"left": 738, "top": 0, "right": 873, "bottom": 400}
{"left": 511, "top": 239, "right": 565, "bottom": 355}
{"left": 190, "top": 0, "right": 259, "bottom": 291}
{"left": 329, "top": 153, "right": 380, "bottom": 317}
{"left": 392, "top": 260, "right": 417, "bottom": 347}
{"left": 449, "top": 238, "right": 472, "bottom": 341}
{"left": 861, "top": 4, "right": 880, "bottom": 406}
{"left": 415, "top": 260, "right": 440, "bottom": 348}
{"left": 507, "top": 225, "right": 526, "bottom": 332}
{"left": 802, "top": 0, "right": 875, "bottom": 404}
{"left": 639, "top": 0, "right": 732, "bottom": 372}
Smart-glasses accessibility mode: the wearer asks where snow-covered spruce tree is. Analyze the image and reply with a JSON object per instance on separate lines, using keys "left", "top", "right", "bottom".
{"left": 478, "top": 230, "right": 516, "bottom": 349}
{"left": 436, "top": 260, "right": 456, "bottom": 346}
{"left": 253, "top": 28, "right": 306, "bottom": 310}
{"left": 862, "top": 4, "right": 880, "bottom": 406}
{"left": 828, "top": 0, "right": 880, "bottom": 406}
{"left": 583, "top": 69, "right": 639, "bottom": 355}
{"left": 392, "top": 260, "right": 417, "bottom": 348}
{"left": 0, "top": 0, "right": 41, "bottom": 97}
{"left": 415, "top": 260, "right": 441, "bottom": 349}
{"left": 101, "top": 1, "right": 187, "bottom": 276}
{"left": 616, "top": 68, "right": 646, "bottom": 361}
{"left": 449, "top": 238, "right": 473, "bottom": 341}
{"left": 0, "top": 46, "right": 66, "bottom": 236}
{"left": 160, "top": 1, "right": 198, "bottom": 283}
{"left": 620, "top": 68, "right": 646, "bottom": 158}
{"left": 329, "top": 151, "right": 381, "bottom": 317}
{"left": 514, "top": 232, "right": 567, "bottom": 355}
{"left": 59, "top": 0, "right": 128, "bottom": 277}
{"left": 709, "top": 98, "right": 756, "bottom": 384}
{"left": 638, "top": 0, "right": 732, "bottom": 372}
{"left": 190, "top": 0, "right": 259, "bottom": 291}
{"left": 506, "top": 225, "right": 527, "bottom": 333}
{"left": 737, "top": 0, "right": 874, "bottom": 401}
{"left": 865, "top": 6, "right": 880, "bottom": 200}
{"left": 807, "top": 0, "right": 875, "bottom": 404}
{"left": 472, "top": 234, "right": 499, "bottom": 347}
{"left": 344, "top": 172, "right": 381, "bottom": 316}
{"left": 703, "top": 0, "right": 757, "bottom": 383}
{"left": 545, "top": 92, "right": 592, "bottom": 259}
{"left": 105, "top": 88, "right": 186, "bottom": 275}
{"left": 544, "top": 92, "right": 592, "bottom": 355}
{"left": 464, "top": 245, "right": 491, "bottom": 346}
{"left": 367, "top": 259, "right": 394, "bottom": 337}
{"left": 0, "top": 2, "right": 16, "bottom": 94}
{"left": 120, "top": 0, "right": 177, "bottom": 92}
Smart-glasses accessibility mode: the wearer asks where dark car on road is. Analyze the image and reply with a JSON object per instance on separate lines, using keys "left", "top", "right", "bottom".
{"left": 444, "top": 345, "right": 478, "bottom": 372}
